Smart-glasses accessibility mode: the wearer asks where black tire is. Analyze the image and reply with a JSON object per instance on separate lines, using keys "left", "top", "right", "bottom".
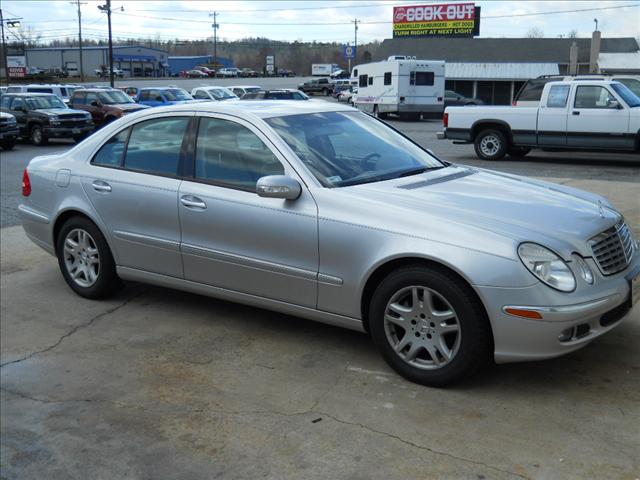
{"left": 56, "top": 216, "right": 121, "bottom": 299}
{"left": 507, "top": 146, "right": 531, "bottom": 158}
{"left": 474, "top": 129, "right": 507, "bottom": 160}
{"left": 0, "top": 138, "right": 16, "bottom": 150}
{"left": 368, "top": 266, "right": 492, "bottom": 386}
{"left": 30, "top": 124, "right": 48, "bottom": 146}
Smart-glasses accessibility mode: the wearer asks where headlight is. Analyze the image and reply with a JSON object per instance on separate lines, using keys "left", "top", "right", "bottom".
{"left": 572, "top": 254, "right": 594, "bottom": 285}
{"left": 518, "top": 243, "right": 576, "bottom": 292}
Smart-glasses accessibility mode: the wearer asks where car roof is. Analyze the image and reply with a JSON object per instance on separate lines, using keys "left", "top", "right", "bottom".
{"left": 142, "top": 99, "right": 355, "bottom": 119}
{"left": 195, "top": 86, "right": 230, "bottom": 90}
{"left": 227, "top": 85, "right": 261, "bottom": 89}
{"left": 139, "top": 87, "right": 184, "bottom": 91}
{"left": 2, "top": 92, "right": 58, "bottom": 97}
{"left": 73, "top": 88, "right": 117, "bottom": 93}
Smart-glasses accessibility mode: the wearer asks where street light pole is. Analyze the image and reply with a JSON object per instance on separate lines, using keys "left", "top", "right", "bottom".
{"left": 352, "top": 18, "right": 359, "bottom": 63}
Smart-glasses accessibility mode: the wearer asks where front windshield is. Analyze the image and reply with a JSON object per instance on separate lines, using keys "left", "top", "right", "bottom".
{"left": 99, "top": 90, "right": 134, "bottom": 104}
{"left": 615, "top": 78, "right": 640, "bottom": 98}
{"left": 164, "top": 89, "right": 192, "bottom": 101}
{"left": 25, "top": 95, "right": 66, "bottom": 109}
{"left": 266, "top": 111, "right": 445, "bottom": 187}
{"left": 611, "top": 83, "right": 640, "bottom": 108}
{"left": 209, "top": 88, "right": 236, "bottom": 100}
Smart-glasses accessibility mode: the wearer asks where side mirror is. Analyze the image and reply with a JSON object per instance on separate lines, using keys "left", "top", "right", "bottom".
{"left": 90, "top": 101, "right": 99, "bottom": 107}
{"left": 156, "top": 96, "right": 164, "bottom": 102}
{"left": 607, "top": 100, "right": 621, "bottom": 109}
{"left": 256, "top": 175, "right": 301, "bottom": 200}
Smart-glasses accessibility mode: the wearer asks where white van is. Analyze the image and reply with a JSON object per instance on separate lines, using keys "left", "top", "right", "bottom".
{"left": 5, "top": 84, "right": 78, "bottom": 105}
{"left": 351, "top": 59, "right": 445, "bottom": 119}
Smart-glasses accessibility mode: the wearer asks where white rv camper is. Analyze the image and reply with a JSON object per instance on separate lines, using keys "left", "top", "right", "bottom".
{"left": 351, "top": 59, "right": 445, "bottom": 119}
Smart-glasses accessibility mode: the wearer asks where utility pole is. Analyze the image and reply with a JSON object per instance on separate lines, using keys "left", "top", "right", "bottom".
{"left": 98, "top": 0, "right": 114, "bottom": 87}
{"left": 72, "top": 0, "right": 87, "bottom": 82}
{"left": 209, "top": 11, "right": 219, "bottom": 68}
{"left": 0, "top": 9, "right": 7, "bottom": 86}
{"left": 352, "top": 18, "right": 359, "bottom": 64}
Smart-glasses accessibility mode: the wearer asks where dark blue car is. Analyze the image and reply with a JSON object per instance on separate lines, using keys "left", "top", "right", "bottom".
{"left": 136, "top": 87, "right": 200, "bottom": 107}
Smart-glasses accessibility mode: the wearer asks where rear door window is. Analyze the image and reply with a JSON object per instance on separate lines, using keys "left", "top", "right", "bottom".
{"left": 92, "top": 128, "right": 130, "bottom": 167}
{"left": 546, "top": 85, "right": 570, "bottom": 108}
{"left": 124, "top": 117, "right": 189, "bottom": 176}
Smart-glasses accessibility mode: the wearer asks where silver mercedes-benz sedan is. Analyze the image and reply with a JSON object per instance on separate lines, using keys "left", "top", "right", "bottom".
{"left": 19, "top": 101, "right": 639, "bottom": 386}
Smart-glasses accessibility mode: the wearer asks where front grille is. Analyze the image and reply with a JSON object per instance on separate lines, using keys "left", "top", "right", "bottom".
{"left": 60, "top": 119, "right": 87, "bottom": 128}
{"left": 58, "top": 113, "right": 86, "bottom": 120}
{"left": 589, "top": 222, "right": 635, "bottom": 275}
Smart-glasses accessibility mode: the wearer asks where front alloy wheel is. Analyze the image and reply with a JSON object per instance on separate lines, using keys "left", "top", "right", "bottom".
{"left": 30, "top": 124, "right": 48, "bottom": 146}
{"left": 384, "top": 286, "right": 461, "bottom": 369}
{"left": 369, "top": 266, "right": 492, "bottom": 386}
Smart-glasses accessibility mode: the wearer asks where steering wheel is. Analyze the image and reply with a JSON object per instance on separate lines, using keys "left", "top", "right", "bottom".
{"left": 361, "top": 152, "right": 381, "bottom": 170}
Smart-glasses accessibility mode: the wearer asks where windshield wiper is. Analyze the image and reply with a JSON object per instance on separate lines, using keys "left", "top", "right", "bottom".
{"left": 397, "top": 165, "right": 446, "bottom": 178}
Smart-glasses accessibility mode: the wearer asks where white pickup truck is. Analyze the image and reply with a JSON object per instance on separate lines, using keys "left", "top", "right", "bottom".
{"left": 438, "top": 80, "right": 640, "bottom": 160}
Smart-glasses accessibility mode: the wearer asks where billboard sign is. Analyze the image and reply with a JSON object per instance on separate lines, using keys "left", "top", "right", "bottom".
{"left": 266, "top": 55, "right": 274, "bottom": 65}
{"left": 343, "top": 45, "right": 356, "bottom": 59}
{"left": 393, "top": 3, "right": 480, "bottom": 38}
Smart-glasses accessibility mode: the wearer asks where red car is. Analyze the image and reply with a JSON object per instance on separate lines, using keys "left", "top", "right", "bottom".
{"left": 195, "top": 66, "right": 216, "bottom": 77}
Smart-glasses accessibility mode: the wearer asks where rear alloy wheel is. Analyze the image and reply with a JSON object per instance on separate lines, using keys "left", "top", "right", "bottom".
{"left": 30, "top": 124, "right": 48, "bottom": 146}
{"left": 369, "top": 266, "right": 491, "bottom": 386}
{"left": 56, "top": 216, "right": 120, "bottom": 299}
{"left": 474, "top": 129, "right": 507, "bottom": 160}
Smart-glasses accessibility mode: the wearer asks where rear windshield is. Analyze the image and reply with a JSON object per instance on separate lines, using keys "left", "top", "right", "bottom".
{"left": 515, "top": 78, "right": 556, "bottom": 102}
{"left": 163, "top": 89, "right": 192, "bottom": 101}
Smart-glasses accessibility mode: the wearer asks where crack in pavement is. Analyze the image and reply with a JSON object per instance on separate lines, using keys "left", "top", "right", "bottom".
{"left": 0, "top": 292, "right": 143, "bottom": 369}
{"left": 1, "top": 386, "right": 529, "bottom": 479}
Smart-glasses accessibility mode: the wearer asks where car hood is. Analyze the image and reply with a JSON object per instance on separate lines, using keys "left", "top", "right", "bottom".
{"left": 111, "top": 103, "right": 149, "bottom": 111}
{"left": 343, "top": 165, "right": 620, "bottom": 259}
{"left": 35, "top": 108, "right": 82, "bottom": 115}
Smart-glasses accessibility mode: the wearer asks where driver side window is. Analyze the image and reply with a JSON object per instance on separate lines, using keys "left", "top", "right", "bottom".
{"left": 10, "top": 98, "right": 24, "bottom": 111}
{"left": 194, "top": 117, "right": 284, "bottom": 191}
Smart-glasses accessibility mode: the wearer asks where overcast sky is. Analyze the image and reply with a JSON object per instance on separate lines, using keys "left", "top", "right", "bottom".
{"left": 3, "top": 0, "right": 639, "bottom": 45}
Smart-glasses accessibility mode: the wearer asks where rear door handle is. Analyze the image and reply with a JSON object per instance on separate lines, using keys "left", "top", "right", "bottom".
{"left": 92, "top": 180, "right": 112, "bottom": 192}
{"left": 572, "top": 111, "right": 580, "bottom": 115}
{"left": 180, "top": 195, "right": 207, "bottom": 210}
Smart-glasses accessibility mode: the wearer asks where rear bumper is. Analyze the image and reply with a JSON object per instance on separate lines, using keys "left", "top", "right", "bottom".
{"left": 442, "top": 127, "right": 472, "bottom": 142}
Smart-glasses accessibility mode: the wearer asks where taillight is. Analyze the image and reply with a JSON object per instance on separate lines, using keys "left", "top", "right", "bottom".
{"left": 443, "top": 112, "right": 449, "bottom": 128}
{"left": 22, "top": 169, "right": 31, "bottom": 197}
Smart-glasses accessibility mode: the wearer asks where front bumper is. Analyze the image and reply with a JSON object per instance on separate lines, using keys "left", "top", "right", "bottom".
{"left": 0, "top": 127, "right": 19, "bottom": 139}
{"left": 43, "top": 124, "right": 94, "bottom": 138}
{"left": 478, "top": 254, "right": 639, "bottom": 363}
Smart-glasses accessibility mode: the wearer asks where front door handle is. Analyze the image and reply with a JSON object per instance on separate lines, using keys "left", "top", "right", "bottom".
{"left": 572, "top": 111, "right": 580, "bottom": 115}
{"left": 92, "top": 180, "right": 112, "bottom": 192}
{"left": 180, "top": 195, "right": 207, "bottom": 210}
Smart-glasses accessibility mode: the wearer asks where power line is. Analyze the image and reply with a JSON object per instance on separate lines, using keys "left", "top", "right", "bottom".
{"left": 108, "top": 3, "right": 640, "bottom": 26}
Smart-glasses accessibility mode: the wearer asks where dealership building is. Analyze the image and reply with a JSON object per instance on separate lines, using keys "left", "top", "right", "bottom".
{"left": 24, "top": 45, "right": 170, "bottom": 77}
{"left": 374, "top": 36, "right": 640, "bottom": 104}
